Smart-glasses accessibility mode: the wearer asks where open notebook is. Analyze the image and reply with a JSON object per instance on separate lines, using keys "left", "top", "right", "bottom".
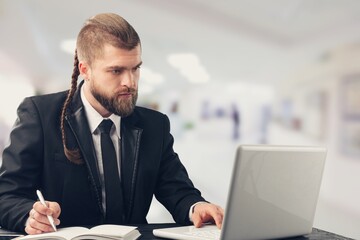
{"left": 153, "top": 145, "right": 327, "bottom": 240}
{"left": 13, "top": 224, "right": 140, "bottom": 240}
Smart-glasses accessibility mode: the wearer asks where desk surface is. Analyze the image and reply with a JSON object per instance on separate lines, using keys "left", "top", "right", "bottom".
{"left": 0, "top": 224, "right": 353, "bottom": 240}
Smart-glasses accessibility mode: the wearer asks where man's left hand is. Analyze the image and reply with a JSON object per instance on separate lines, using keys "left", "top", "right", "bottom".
{"left": 191, "top": 203, "right": 224, "bottom": 229}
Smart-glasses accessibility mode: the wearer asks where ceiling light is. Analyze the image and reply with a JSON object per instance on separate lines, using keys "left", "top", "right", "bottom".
{"left": 167, "top": 53, "right": 210, "bottom": 84}
{"left": 141, "top": 66, "right": 164, "bottom": 85}
{"left": 139, "top": 83, "right": 154, "bottom": 95}
{"left": 60, "top": 39, "right": 76, "bottom": 55}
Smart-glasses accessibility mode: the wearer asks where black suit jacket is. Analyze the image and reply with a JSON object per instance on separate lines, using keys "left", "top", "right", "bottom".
{"left": 0, "top": 84, "right": 205, "bottom": 232}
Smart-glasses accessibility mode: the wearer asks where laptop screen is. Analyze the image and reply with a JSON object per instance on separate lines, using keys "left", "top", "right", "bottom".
{"left": 221, "top": 145, "right": 327, "bottom": 240}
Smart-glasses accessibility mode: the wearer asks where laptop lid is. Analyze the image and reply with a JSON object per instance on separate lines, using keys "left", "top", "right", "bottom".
{"left": 153, "top": 145, "right": 327, "bottom": 240}
{"left": 221, "top": 145, "right": 327, "bottom": 240}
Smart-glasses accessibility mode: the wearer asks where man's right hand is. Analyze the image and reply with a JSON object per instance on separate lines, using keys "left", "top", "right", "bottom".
{"left": 25, "top": 201, "right": 61, "bottom": 235}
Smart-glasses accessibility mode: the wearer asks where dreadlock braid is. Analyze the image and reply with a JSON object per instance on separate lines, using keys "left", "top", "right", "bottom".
{"left": 60, "top": 50, "right": 83, "bottom": 164}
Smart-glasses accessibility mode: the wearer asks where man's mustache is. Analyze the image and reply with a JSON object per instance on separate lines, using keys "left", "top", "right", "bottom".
{"left": 118, "top": 86, "right": 137, "bottom": 94}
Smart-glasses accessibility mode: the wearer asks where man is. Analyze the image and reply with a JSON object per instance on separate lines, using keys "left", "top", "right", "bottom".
{"left": 0, "top": 13, "right": 223, "bottom": 234}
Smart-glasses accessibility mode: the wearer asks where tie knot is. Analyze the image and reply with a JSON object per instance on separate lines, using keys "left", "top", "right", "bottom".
{"left": 98, "top": 119, "right": 113, "bottom": 134}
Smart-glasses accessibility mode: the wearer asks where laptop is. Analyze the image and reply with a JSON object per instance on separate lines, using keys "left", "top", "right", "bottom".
{"left": 153, "top": 145, "right": 327, "bottom": 240}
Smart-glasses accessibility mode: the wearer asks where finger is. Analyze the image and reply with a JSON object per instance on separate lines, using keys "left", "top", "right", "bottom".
{"left": 208, "top": 205, "right": 224, "bottom": 229}
{"left": 32, "top": 210, "right": 56, "bottom": 226}
{"left": 192, "top": 211, "right": 203, "bottom": 228}
{"left": 25, "top": 224, "right": 42, "bottom": 235}
{"left": 28, "top": 217, "right": 55, "bottom": 233}
{"left": 195, "top": 204, "right": 224, "bottom": 228}
{"left": 54, "top": 218, "right": 61, "bottom": 226}
{"left": 29, "top": 209, "right": 36, "bottom": 219}
{"left": 33, "top": 201, "right": 52, "bottom": 216}
{"left": 219, "top": 206, "right": 225, "bottom": 215}
{"left": 213, "top": 211, "right": 223, "bottom": 229}
{"left": 192, "top": 203, "right": 210, "bottom": 227}
{"left": 47, "top": 201, "right": 61, "bottom": 219}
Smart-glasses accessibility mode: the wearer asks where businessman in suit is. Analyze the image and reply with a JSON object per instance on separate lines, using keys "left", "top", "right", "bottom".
{"left": 0, "top": 13, "right": 224, "bottom": 234}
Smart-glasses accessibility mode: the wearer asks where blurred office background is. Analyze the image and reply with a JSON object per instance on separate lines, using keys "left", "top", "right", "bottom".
{"left": 0, "top": 0, "right": 360, "bottom": 238}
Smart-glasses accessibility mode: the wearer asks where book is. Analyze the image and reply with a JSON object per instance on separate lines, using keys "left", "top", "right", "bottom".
{"left": 13, "top": 224, "right": 141, "bottom": 240}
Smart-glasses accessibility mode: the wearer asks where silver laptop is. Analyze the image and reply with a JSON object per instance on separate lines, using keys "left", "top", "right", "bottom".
{"left": 153, "top": 145, "right": 327, "bottom": 240}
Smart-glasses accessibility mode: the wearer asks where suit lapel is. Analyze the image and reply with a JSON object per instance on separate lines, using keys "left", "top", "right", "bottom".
{"left": 121, "top": 112, "right": 142, "bottom": 221}
{"left": 65, "top": 83, "right": 104, "bottom": 217}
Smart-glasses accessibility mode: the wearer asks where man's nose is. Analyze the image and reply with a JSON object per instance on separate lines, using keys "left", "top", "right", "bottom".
{"left": 121, "top": 71, "right": 135, "bottom": 88}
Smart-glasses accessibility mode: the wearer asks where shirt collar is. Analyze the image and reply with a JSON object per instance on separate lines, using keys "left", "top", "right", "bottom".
{"left": 80, "top": 85, "right": 121, "bottom": 138}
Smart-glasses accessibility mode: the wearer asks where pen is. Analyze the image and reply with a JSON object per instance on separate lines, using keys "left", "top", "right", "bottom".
{"left": 36, "top": 190, "right": 57, "bottom": 232}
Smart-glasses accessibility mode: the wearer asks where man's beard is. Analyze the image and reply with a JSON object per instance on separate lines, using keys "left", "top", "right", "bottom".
{"left": 91, "top": 84, "right": 138, "bottom": 117}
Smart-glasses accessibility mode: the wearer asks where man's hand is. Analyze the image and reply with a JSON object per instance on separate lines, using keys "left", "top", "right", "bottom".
{"left": 25, "top": 201, "right": 61, "bottom": 235}
{"left": 191, "top": 202, "right": 224, "bottom": 229}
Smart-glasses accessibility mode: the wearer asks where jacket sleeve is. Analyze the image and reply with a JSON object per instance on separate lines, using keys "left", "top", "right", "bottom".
{"left": 0, "top": 97, "right": 43, "bottom": 232}
{"left": 154, "top": 114, "right": 205, "bottom": 225}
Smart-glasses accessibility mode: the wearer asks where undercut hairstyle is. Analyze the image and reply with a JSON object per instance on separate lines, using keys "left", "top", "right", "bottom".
{"left": 60, "top": 13, "right": 141, "bottom": 164}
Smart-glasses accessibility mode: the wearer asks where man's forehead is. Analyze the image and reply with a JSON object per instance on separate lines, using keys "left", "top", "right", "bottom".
{"left": 102, "top": 43, "right": 141, "bottom": 54}
{"left": 95, "top": 44, "right": 141, "bottom": 65}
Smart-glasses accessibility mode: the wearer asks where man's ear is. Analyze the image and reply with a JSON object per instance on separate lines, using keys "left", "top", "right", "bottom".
{"left": 79, "top": 61, "right": 91, "bottom": 80}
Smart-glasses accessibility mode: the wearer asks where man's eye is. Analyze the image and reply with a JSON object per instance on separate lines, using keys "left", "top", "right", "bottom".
{"left": 112, "top": 70, "right": 122, "bottom": 74}
{"left": 133, "top": 66, "right": 141, "bottom": 72}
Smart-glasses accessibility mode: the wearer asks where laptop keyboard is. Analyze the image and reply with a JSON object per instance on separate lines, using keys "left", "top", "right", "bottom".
{"left": 183, "top": 228, "right": 221, "bottom": 240}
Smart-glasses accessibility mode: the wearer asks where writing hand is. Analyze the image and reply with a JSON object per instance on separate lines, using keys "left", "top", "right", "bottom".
{"left": 192, "top": 203, "right": 224, "bottom": 229}
{"left": 25, "top": 201, "right": 61, "bottom": 235}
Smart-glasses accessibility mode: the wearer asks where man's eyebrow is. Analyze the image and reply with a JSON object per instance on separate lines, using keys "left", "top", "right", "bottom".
{"left": 135, "top": 61, "right": 143, "bottom": 68}
{"left": 106, "top": 66, "right": 125, "bottom": 70}
{"left": 106, "top": 61, "right": 143, "bottom": 70}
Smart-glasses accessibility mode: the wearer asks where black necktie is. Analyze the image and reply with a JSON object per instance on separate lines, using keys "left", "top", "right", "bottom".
{"left": 98, "top": 119, "right": 124, "bottom": 224}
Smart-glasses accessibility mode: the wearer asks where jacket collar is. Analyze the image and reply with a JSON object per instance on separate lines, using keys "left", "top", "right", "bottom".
{"left": 64, "top": 81, "right": 104, "bottom": 217}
